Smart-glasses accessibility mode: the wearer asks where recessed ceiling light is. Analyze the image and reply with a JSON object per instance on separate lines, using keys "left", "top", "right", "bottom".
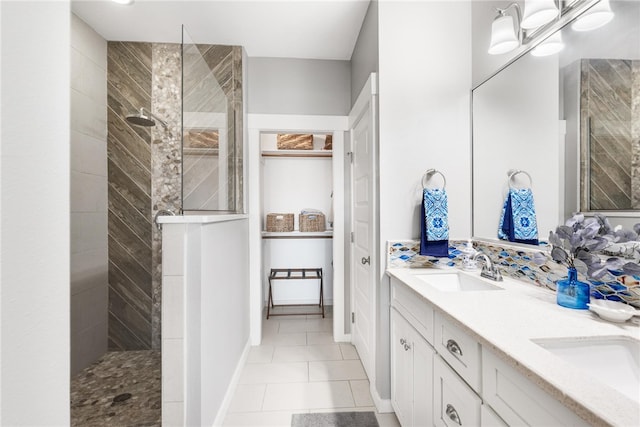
{"left": 112, "top": 0, "right": 134, "bottom": 5}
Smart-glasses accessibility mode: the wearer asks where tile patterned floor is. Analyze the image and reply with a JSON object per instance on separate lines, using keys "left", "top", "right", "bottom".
{"left": 70, "top": 307, "right": 399, "bottom": 427}
{"left": 222, "top": 306, "right": 400, "bottom": 427}
{"left": 70, "top": 350, "right": 161, "bottom": 427}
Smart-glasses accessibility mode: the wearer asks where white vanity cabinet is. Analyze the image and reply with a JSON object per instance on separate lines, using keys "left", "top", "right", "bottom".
{"left": 482, "top": 348, "right": 588, "bottom": 426}
{"left": 391, "top": 308, "right": 434, "bottom": 427}
{"left": 389, "top": 273, "right": 593, "bottom": 427}
{"left": 390, "top": 277, "right": 435, "bottom": 427}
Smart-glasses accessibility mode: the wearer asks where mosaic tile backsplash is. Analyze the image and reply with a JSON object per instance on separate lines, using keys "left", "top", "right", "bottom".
{"left": 387, "top": 240, "right": 640, "bottom": 308}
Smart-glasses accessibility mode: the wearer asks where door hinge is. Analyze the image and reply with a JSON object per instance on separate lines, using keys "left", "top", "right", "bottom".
{"left": 350, "top": 232, "right": 354, "bottom": 243}
{"left": 347, "top": 151, "right": 353, "bottom": 163}
{"left": 352, "top": 312, "right": 355, "bottom": 323}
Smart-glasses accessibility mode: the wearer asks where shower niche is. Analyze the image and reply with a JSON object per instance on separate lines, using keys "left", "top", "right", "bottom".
{"left": 181, "top": 27, "right": 244, "bottom": 213}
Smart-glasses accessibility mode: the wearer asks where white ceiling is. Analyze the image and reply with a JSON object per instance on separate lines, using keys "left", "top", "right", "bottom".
{"left": 71, "top": 0, "right": 371, "bottom": 60}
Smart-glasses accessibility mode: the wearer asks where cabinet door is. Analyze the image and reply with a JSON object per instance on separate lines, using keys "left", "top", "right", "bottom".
{"left": 391, "top": 309, "right": 414, "bottom": 426}
{"left": 412, "top": 331, "right": 434, "bottom": 427}
{"left": 434, "top": 356, "right": 481, "bottom": 427}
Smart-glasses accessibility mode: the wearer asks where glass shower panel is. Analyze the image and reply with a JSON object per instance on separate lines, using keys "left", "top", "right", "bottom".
{"left": 182, "top": 26, "right": 237, "bottom": 212}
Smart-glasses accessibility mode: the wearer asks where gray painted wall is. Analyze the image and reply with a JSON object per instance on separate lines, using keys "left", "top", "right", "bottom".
{"left": 350, "top": 0, "right": 379, "bottom": 105}
{"left": 247, "top": 57, "right": 351, "bottom": 115}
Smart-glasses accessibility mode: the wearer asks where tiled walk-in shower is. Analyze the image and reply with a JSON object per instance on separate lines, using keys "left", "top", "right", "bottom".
{"left": 70, "top": 351, "right": 161, "bottom": 426}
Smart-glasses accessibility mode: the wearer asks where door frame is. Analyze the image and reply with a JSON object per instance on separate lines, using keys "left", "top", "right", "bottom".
{"left": 348, "top": 73, "right": 381, "bottom": 407}
{"left": 247, "top": 114, "right": 349, "bottom": 345}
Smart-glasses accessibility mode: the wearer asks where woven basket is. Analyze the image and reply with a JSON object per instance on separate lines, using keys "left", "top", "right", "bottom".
{"left": 300, "top": 213, "right": 326, "bottom": 232}
{"left": 266, "top": 213, "right": 294, "bottom": 232}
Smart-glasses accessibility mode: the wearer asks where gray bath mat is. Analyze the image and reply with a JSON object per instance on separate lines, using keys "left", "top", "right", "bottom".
{"left": 291, "top": 411, "right": 379, "bottom": 427}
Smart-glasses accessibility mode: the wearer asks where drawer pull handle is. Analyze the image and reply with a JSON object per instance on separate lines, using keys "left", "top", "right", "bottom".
{"left": 446, "top": 403, "right": 462, "bottom": 425}
{"left": 446, "top": 339, "right": 463, "bottom": 357}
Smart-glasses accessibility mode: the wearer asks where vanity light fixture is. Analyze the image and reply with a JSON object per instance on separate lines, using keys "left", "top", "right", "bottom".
{"left": 571, "top": 0, "right": 614, "bottom": 31}
{"left": 521, "top": 0, "right": 560, "bottom": 29}
{"left": 488, "top": 4, "right": 522, "bottom": 55}
{"left": 530, "top": 31, "right": 565, "bottom": 56}
{"left": 112, "top": 0, "right": 134, "bottom": 5}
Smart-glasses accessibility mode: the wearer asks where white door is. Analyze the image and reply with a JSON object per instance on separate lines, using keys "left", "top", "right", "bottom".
{"left": 350, "top": 74, "right": 377, "bottom": 382}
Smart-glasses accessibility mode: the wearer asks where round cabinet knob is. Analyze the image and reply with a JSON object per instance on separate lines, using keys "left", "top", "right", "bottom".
{"left": 361, "top": 256, "right": 370, "bottom": 265}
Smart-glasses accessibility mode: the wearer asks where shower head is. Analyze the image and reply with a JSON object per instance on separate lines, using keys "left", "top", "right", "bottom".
{"left": 126, "top": 108, "right": 168, "bottom": 129}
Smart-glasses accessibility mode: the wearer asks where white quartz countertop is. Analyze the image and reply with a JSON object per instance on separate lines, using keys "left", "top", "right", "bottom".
{"left": 386, "top": 267, "right": 640, "bottom": 427}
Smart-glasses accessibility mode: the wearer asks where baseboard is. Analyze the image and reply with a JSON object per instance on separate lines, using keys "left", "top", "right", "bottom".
{"left": 370, "top": 384, "right": 394, "bottom": 414}
{"left": 333, "top": 332, "right": 351, "bottom": 342}
{"left": 212, "top": 339, "right": 251, "bottom": 426}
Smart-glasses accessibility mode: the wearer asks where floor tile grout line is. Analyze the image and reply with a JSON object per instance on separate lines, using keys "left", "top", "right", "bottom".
{"left": 347, "top": 380, "right": 356, "bottom": 407}
{"left": 259, "top": 382, "right": 268, "bottom": 412}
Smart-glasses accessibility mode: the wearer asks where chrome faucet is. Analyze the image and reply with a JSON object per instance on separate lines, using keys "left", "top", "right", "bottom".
{"left": 473, "top": 252, "right": 503, "bottom": 282}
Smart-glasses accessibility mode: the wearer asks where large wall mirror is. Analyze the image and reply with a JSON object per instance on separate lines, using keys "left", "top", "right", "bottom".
{"left": 472, "top": 0, "right": 640, "bottom": 245}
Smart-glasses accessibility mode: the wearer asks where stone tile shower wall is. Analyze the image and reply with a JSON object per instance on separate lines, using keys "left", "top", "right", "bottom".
{"left": 107, "top": 42, "right": 243, "bottom": 350}
{"left": 107, "top": 42, "right": 155, "bottom": 350}
{"left": 151, "top": 44, "right": 182, "bottom": 350}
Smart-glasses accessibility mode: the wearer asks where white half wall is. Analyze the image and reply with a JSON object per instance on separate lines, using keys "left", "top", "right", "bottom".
{"left": 161, "top": 217, "right": 250, "bottom": 426}
{"left": 1, "top": 1, "right": 71, "bottom": 424}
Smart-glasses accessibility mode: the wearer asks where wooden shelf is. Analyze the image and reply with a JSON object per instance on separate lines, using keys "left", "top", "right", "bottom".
{"left": 261, "top": 150, "right": 332, "bottom": 158}
{"left": 262, "top": 230, "right": 333, "bottom": 239}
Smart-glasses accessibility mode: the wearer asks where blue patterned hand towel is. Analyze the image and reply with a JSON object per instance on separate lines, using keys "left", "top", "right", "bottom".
{"left": 420, "top": 188, "right": 450, "bottom": 257}
{"left": 498, "top": 188, "right": 539, "bottom": 245}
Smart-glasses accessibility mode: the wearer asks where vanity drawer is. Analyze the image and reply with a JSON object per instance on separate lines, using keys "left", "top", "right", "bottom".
{"left": 391, "top": 277, "right": 434, "bottom": 345}
{"left": 482, "top": 348, "right": 588, "bottom": 426}
{"left": 435, "top": 312, "right": 481, "bottom": 392}
{"left": 434, "top": 355, "right": 481, "bottom": 427}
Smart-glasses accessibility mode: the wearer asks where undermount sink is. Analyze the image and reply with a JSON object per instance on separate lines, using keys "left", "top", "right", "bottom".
{"left": 414, "top": 272, "right": 504, "bottom": 292}
{"left": 533, "top": 336, "right": 640, "bottom": 401}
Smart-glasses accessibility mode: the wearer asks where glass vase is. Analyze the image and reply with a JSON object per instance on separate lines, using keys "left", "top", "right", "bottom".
{"left": 556, "top": 267, "right": 590, "bottom": 310}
